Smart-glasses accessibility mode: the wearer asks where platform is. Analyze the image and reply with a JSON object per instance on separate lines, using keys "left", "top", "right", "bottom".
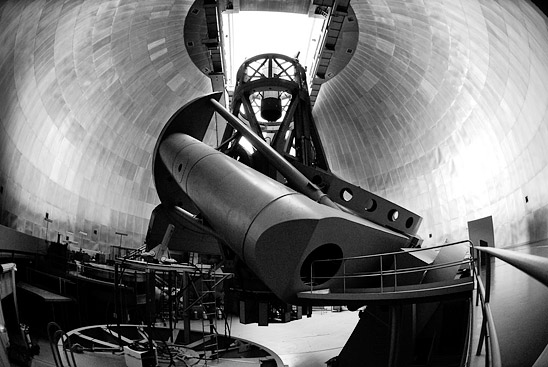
{"left": 17, "top": 282, "right": 73, "bottom": 303}
{"left": 298, "top": 277, "right": 474, "bottom": 305}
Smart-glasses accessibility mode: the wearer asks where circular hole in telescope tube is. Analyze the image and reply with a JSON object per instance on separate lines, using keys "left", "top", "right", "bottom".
{"left": 340, "top": 188, "right": 353, "bottom": 202}
{"left": 405, "top": 217, "right": 414, "bottom": 228}
{"left": 312, "top": 175, "right": 323, "bottom": 186}
{"left": 364, "top": 198, "right": 377, "bottom": 212}
{"left": 388, "top": 209, "right": 399, "bottom": 222}
{"left": 300, "top": 243, "right": 343, "bottom": 286}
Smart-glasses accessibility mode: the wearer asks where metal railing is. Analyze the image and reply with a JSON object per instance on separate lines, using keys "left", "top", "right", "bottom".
{"left": 471, "top": 244, "right": 501, "bottom": 367}
{"left": 473, "top": 245, "right": 548, "bottom": 367}
{"left": 0, "top": 249, "right": 39, "bottom": 263}
{"left": 308, "top": 239, "right": 548, "bottom": 367}
{"left": 308, "top": 240, "right": 473, "bottom": 294}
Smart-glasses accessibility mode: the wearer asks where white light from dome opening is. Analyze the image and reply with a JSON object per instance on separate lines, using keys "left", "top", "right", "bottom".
{"left": 239, "top": 137, "right": 255, "bottom": 155}
{"left": 222, "top": 10, "right": 326, "bottom": 92}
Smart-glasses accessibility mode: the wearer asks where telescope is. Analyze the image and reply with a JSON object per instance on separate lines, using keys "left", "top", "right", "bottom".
{"left": 148, "top": 54, "right": 422, "bottom": 304}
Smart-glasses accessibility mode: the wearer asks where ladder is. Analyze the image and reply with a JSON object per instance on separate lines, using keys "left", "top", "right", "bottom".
{"left": 199, "top": 264, "right": 219, "bottom": 363}
{"left": 184, "top": 262, "right": 232, "bottom": 363}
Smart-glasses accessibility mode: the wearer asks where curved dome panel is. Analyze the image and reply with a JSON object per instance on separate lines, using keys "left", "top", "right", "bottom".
{"left": 313, "top": 0, "right": 548, "bottom": 247}
{"left": 0, "top": 0, "right": 547, "bottom": 252}
{"left": 0, "top": 0, "right": 211, "bottom": 249}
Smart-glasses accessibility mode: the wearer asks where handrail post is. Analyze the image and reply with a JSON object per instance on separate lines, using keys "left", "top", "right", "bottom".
{"left": 476, "top": 316, "right": 487, "bottom": 356}
{"left": 474, "top": 247, "right": 481, "bottom": 307}
{"left": 310, "top": 261, "right": 313, "bottom": 292}
{"left": 114, "top": 262, "right": 122, "bottom": 347}
{"left": 485, "top": 327, "right": 490, "bottom": 367}
{"left": 477, "top": 250, "right": 482, "bottom": 277}
{"left": 468, "top": 240, "right": 503, "bottom": 367}
{"left": 343, "top": 259, "right": 346, "bottom": 293}
{"left": 394, "top": 253, "right": 397, "bottom": 291}
{"left": 470, "top": 243, "right": 480, "bottom": 307}
{"left": 485, "top": 251, "right": 491, "bottom": 304}
{"left": 380, "top": 254, "right": 384, "bottom": 293}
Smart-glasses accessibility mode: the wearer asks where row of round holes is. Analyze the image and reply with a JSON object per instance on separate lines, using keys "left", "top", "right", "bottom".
{"left": 180, "top": 166, "right": 417, "bottom": 229}
{"left": 340, "top": 188, "right": 415, "bottom": 229}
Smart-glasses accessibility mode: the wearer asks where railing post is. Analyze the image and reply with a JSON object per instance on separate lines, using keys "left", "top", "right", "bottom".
{"left": 343, "top": 259, "right": 346, "bottom": 293}
{"left": 394, "top": 254, "right": 397, "bottom": 291}
{"left": 168, "top": 270, "right": 173, "bottom": 342}
{"left": 472, "top": 246, "right": 481, "bottom": 307}
{"left": 380, "top": 254, "right": 384, "bottom": 293}
{"left": 485, "top": 327, "right": 490, "bottom": 367}
{"left": 476, "top": 317, "right": 487, "bottom": 356}
{"left": 485, "top": 252, "right": 491, "bottom": 304}
{"left": 182, "top": 272, "right": 191, "bottom": 344}
{"left": 310, "top": 262, "right": 313, "bottom": 293}
{"left": 114, "top": 262, "right": 122, "bottom": 347}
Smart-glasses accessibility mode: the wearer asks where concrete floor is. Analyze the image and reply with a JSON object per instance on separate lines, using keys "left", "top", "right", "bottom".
{"left": 29, "top": 308, "right": 356, "bottom": 367}
{"left": 27, "top": 304, "right": 489, "bottom": 367}
{"left": 223, "top": 308, "right": 357, "bottom": 367}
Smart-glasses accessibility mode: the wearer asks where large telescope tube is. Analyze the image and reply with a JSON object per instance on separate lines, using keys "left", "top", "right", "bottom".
{"left": 159, "top": 133, "right": 409, "bottom": 303}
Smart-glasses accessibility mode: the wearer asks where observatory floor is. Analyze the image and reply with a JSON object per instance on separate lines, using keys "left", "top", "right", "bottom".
{"left": 27, "top": 309, "right": 356, "bottom": 367}
{"left": 222, "top": 308, "right": 357, "bottom": 367}
{"left": 27, "top": 303, "right": 492, "bottom": 367}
